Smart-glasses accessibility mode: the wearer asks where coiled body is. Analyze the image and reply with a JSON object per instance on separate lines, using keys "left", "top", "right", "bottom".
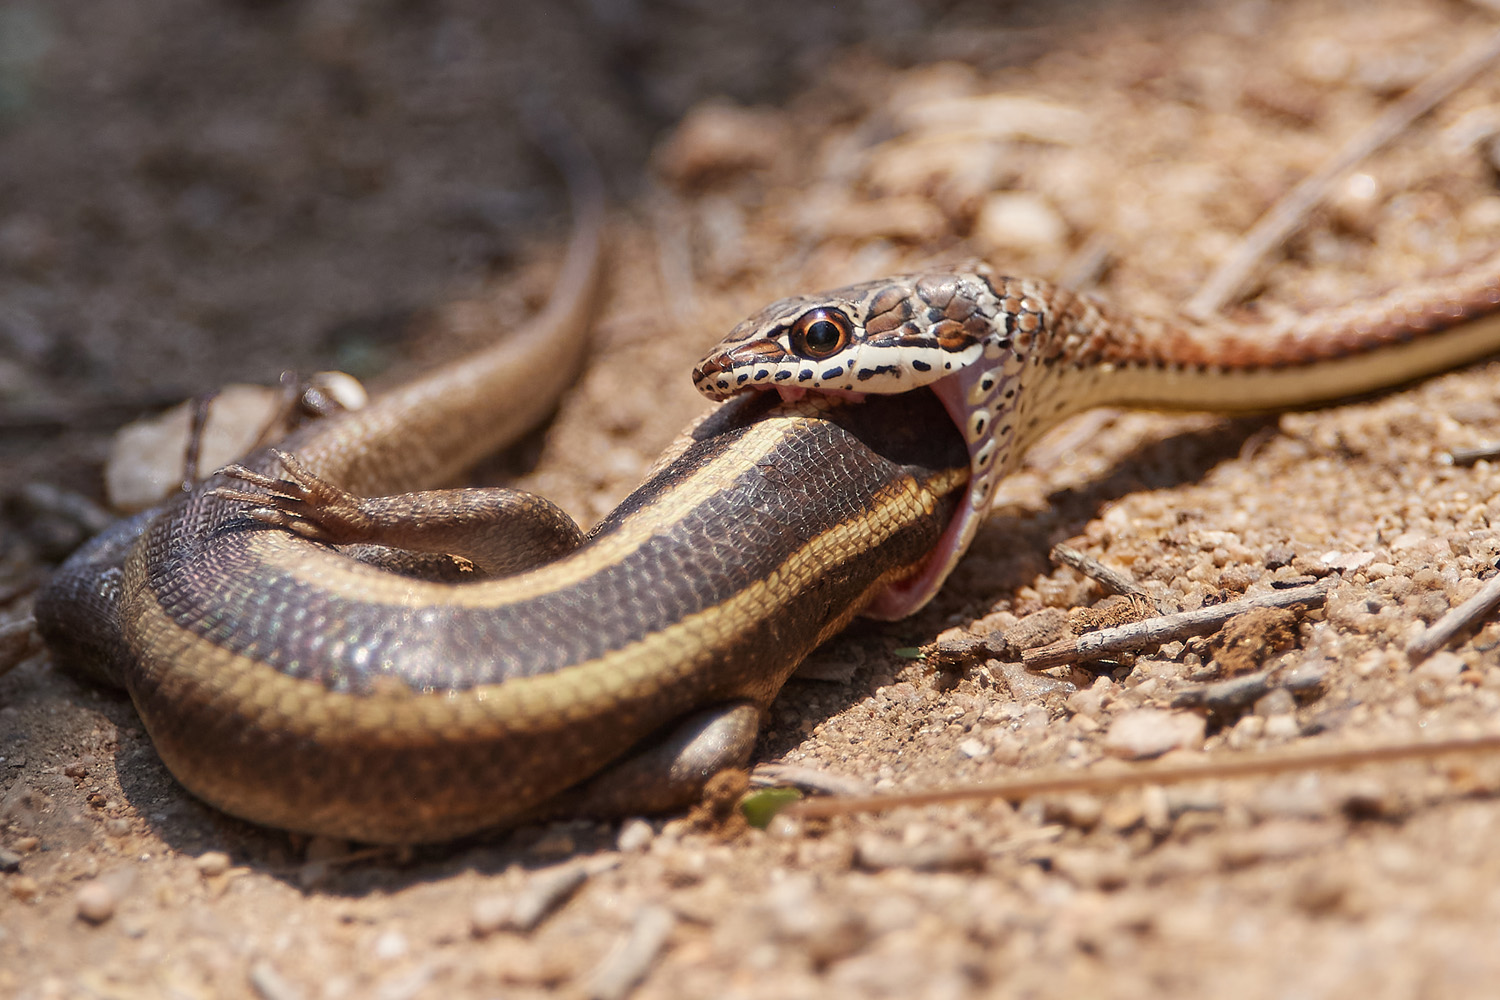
{"left": 36, "top": 211, "right": 1500, "bottom": 840}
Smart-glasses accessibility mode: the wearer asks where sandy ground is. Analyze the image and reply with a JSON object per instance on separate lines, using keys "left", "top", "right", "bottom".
{"left": 9, "top": 0, "right": 1500, "bottom": 996}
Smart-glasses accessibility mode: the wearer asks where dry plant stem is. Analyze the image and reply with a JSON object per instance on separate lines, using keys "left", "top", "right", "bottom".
{"left": 784, "top": 733, "right": 1500, "bottom": 821}
{"left": 1446, "top": 443, "right": 1500, "bottom": 466}
{"left": 1050, "top": 542, "right": 1154, "bottom": 601}
{"left": 1021, "top": 580, "right": 1332, "bottom": 669}
{"left": 1185, "top": 27, "right": 1500, "bottom": 319}
{"left": 1405, "top": 565, "right": 1500, "bottom": 662}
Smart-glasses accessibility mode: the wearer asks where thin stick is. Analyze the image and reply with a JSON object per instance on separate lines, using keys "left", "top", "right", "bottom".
{"left": 1022, "top": 579, "right": 1331, "bottom": 670}
{"left": 1406, "top": 566, "right": 1500, "bottom": 662}
{"left": 1445, "top": 443, "right": 1500, "bottom": 467}
{"left": 1185, "top": 28, "right": 1500, "bottom": 319}
{"left": 784, "top": 733, "right": 1500, "bottom": 821}
{"left": 1050, "top": 542, "right": 1152, "bottom": 600}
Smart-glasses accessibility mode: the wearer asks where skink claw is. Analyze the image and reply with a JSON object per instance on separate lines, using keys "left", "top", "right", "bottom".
{"left": 212, "top": 450, "right": 369, "bottom": 545}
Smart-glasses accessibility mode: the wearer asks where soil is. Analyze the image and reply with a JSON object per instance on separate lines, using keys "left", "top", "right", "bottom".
{"left": 8, "top": 0, "right": 1500, "bottom": 997}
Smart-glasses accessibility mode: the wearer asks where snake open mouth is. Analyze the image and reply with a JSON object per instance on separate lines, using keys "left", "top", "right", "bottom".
{"left": 740, "top": 379, "right": 979, "bottom": 620}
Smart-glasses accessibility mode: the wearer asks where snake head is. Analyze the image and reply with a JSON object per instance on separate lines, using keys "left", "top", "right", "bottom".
{"left": 693, "top": 263, "right": 1046, "bottom": 620}
{"left": 691, "top": 266, "right": 999, "bottom": 403}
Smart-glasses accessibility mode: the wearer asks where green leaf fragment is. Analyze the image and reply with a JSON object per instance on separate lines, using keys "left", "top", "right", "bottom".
{"left": 740, "top": 787, "right": 803, "bottom": 828}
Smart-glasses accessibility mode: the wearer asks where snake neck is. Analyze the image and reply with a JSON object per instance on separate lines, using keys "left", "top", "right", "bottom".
{"left": 883, "top": 254, "right": 1500, "bottom": 619}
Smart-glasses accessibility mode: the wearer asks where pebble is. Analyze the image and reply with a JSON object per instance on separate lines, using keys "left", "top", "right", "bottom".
{"left": 1263, "top": 714, "right": 1302, "bottom": 740}
{"left": 972, "top": 192, "right": 1069, "bottom": 254}
{"left": 1052, "top": 848, "right": 1129, "bottom": 890}
{"left": 371, "top": 928, "right": 408, "bottom": 960}
{"left": 195, "top": 851, "right": 232, "bottom": 877}
{"left": 1103, "top": 709, "right": 1206, "bottom": 760}
{"left": 105, "top": 384, "right": 282, "bottom": 511}
{"left": 1414, "top": 651, "right": 1465, "bottom": 682}
{"left": 10, "top": 836, "right": 39, "bottom": 853}
{"left": 470, "top": 895, "right": 514, "bottom": 938}
{"left": 75, "top": 881, "right": 117, "bottom": 924}
{"left": 957, "top": 737, "right": 990, "bottom": 759}
{"left": 1043, "top": 794, "right": 1104, "bottom": 830}
{"left": 1252, "top": 688, "right": 1297, "bottom": 718}
{"left": 0, "top": 848, "right": 21, "bottom": 873}
{"left": 616, "top": 818, "right": 655, "bottom": 853}
{"left": 8, "top": 875, "right": 38, "bottom": 901}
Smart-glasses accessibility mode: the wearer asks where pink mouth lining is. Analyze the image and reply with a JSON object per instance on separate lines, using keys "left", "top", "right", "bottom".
{"left": 774, "top": 386, "right": 869, "bottom": 404}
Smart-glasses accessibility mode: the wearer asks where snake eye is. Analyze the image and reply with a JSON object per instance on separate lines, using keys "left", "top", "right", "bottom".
{"left": 788, "top": 308, "right": 852, "bottom": 360}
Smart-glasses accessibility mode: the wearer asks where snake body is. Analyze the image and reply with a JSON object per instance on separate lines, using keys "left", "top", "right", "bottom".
{"left": 34, "top": 174, "right": 1500, "bottom": 840}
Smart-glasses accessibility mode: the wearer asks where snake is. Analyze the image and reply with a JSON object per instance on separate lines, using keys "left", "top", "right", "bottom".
{"left": 33, "top": 163, "right": 1500, "bottom": 841}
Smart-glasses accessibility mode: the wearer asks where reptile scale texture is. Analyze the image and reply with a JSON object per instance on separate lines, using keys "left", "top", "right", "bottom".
{"left": 34, "top": 169, "right": 1500, "bottom": 840}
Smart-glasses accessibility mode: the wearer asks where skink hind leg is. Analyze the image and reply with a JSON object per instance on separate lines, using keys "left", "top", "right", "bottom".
{"left": 529, "top": 702, "right": 761, "bottom": 822}
{"left": 215, "top": 449, "right": 584, "bottom": 577}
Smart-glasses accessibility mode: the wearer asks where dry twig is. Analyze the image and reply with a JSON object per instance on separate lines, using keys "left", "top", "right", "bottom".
{"left": 1021, "top": 580, "right": 1331, "bottom": 670}
{"left": 784, "top": 733, "right": 1500, "bottom": 822}
{"left": 1185, "top": 28, "right": 1500, "bottom": 318}
{"left": 1406, "top": 566, "right": 1500, "bottom": 662}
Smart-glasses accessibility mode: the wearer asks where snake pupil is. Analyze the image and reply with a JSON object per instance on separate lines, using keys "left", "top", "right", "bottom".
{"left": 790, "top": 307, "right": 852, "bottom": 359}
{"left": 805, "top": 321, "right": 840, "bottom": 351}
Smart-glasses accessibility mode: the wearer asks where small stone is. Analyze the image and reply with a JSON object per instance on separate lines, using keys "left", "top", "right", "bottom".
{"left": 1100, "top": 794, "right": 1145, "bottom": 832}
{"left": 1052, "top": 848, "right": 1129, "bottom": 890}
{"left": 973, "top": 192, "right": 1069, "bottom": 254}
{"left": 1253, "top": 688, "right": 1297, "bottom": 718}
{"left": 1414, "top": 651, "right": 1465, "bottom": 682}
{"left": 371, "top": 928, "right": 407, "bottom": 960}
{"left": 1103, "top": 709, "right": 1206, "bottom": 760}
{"left": 10, "top": 836, "right": 39, "bottom": 853}
{"left": 8, "top": 875, "right": 39, "bottom": 902}
{"left": 1226, "top": 714, "right": 1266, "bottom": 749}
{"left": 196, "top": 851, "right": 231, "bottom": 877}
{"left": 1263, "top": 714, "right": 1301, "bottom": 740}
{"left": 1211, "top": 607, "right": 1298, "bottom": 676}
{"left": 470, "top": 895, "right": 514, "bottom": 938}
{"left": 616, "top": 818, "right": 654, "bottom": 853}
{"left": 106, "top": 384, "right": 283, "bottom": 511}
{"left": 0, "top": 848, "right": 21, "bottom": 873}
{"left": 1142, "top": 785, "right": 1171, "bottom": 835}
{"left": 75, "top": 881, "right": 117, "bottom": 924}
{"left": 1043, "top": 794, "right": 1103, "bottom": 830}
{"left": 957, "top": 738, "right": 990, "bottom": 759}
